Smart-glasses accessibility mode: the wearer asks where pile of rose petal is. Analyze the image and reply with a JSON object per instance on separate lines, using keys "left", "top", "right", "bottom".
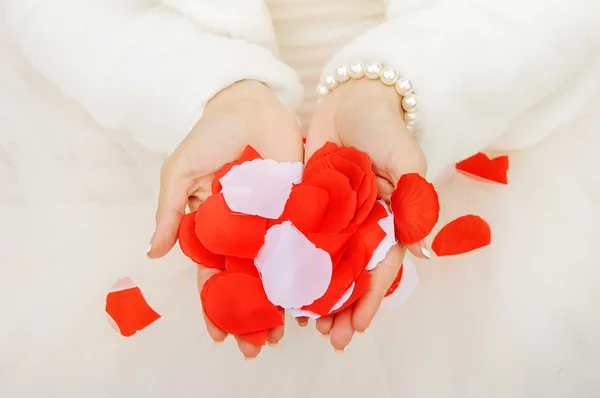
{"left": 177, "top": 143, "right": 440, "bottom": 346}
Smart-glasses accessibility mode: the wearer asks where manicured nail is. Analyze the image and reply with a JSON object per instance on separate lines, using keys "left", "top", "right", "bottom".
{"left": 421, "top": 247, "right": 432, "bottom": 259}
{"left": 146, "top": 243, "right": 153, "bottom": 259}
{"left": 334, "top": 347, "right": 345, "bottom": 354}
{"left": 244, "top": 356, "right": 257, "bottom": 361}
{"left": 356, "top": 331, "right": 364, "bottom": 336}
{"left": 213, "top": 339, "right": 225, "bottom": 345}
{"left": 321, "top": 333, "right": 330, "bottom": 339}
{"left": 298, "top": 320, "right": 308, "bottom": 327}
{"left": 267, "top": 341, "right": 279, "bottom": 348}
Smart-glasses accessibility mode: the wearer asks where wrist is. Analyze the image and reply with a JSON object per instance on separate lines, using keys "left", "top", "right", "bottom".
{"left": 207, "top": 80, "right": 279, "bottom": 112}
{"left": 329, "top": 78, "right": 401, "bottom": 113}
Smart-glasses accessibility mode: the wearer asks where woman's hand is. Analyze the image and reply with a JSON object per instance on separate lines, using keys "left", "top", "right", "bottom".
{"left": 148, "top": 80, "right": 303, "bottom": 358}
{"left": 304, "top": 78, "right": 429, "bottom": 351}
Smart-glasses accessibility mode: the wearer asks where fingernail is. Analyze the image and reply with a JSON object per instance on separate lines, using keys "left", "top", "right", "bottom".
{"left": 356, "top": 331, "right": 364, "bottom": 336}
{"left": 146, "top": 243, "right": 153, "bottom": 259}
{"left": 321, "top": 333, "right": 330, "bottom": 339}
{"left": 419, "top": 242, "right": 432, "bottom": 259}
{"left": 421, "top": 247, "right": 431, "bottom": 259}
{"left": 298, "top": 321, "right": 308, "bottom": 327}
{"left": 267, "top": 341, "right": 278, "bottom": 348}
{"left": 213, "top": 339, "right": 225, "bottom": 345}
{"left": 244, "top": 356, "right": 257, "bottom": 361}
{"left": 334, "top": 347, "right": 345, "bottom": 354}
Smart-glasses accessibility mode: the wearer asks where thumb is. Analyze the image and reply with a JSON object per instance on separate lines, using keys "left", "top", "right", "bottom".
{"left": 147, "top": 167, "right": 189, "bottom": 259}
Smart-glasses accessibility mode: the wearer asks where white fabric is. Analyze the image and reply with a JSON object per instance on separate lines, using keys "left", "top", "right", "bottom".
{"left": 2, "top": 0, "right": 303, "bottom": 154}
{"left": 324, "top": 0, "right": 600, "bottom": 180}
{"left": 1, "top": 1, "right": 600, "bottom": 397}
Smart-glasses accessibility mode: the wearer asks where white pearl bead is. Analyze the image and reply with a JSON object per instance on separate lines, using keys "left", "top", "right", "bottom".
{"left": 334, "top": 65, "right": 350, "bottom": 82}
{"left": 395, "top": 78, "right": 414, "bottom": 96}
{"left": 380, "top": 67, "right": 399, "bottom": 85}
{"left": 316, "top": 84, "right": 330, "bottom": 97}
{"left": 364, "top": 62, "right": 383, "bottom": 79}
{"left": 323, "top": 74, "right": 339, "bottom": 90}
{"left": 402, "top": 94, "right": 418, "bottom": 112}
{"left": 403, "top": 111, "right": 418, "bottom": 124}
{"left": 348, "top": 62, "right": 365, "bottom": 79}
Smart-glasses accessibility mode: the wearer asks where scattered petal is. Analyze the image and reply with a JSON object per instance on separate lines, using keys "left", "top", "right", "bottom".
{"left": 381, "top": 257, "right": 419, "bottom": 308}
{"left": 305, "top": 142, "right": 340, "bottom": 170}
{"left": 280, "top": 185, "right": 329, "bottom": 234}
{"left": 365, "top": 201, "right": 396, "bottom": 271}
{"left": 307, "top": 230, "right": 355, "bottom": 259}
{"left": 201, "top": 272, "right": 283, "bottom": 335}
{"left": 328, "top": 270, "right": 371, "bottom": 315}
{"left": 220, "top": 159, "right": 303, "bottom": 219}
{"left": 391, "top": 173, "right": 440, "bottom": 245}
{"left": 302, "top": 253, "right": 355, "bottom": 315}
{"left": 178, "top": 212, "right": 225, "bottom": 269}
{"left": 105, "top": 278, "right": 160, "bottom": 337}
{"left": 456, "top": 152, "right": 509, "bottom": 184}
{"left": 212, "top": 146, "right": 262, "bottom": 194}
{"left": 303, "top": 169, "right": 357, "bottom": 233}
{"left": 195, "top": 193, "right": 267, "bottom": 259}
{"left": 328, "top": 282, "right": 355, "bottom": 313}
{"left": 225, "top": 256, "right": 259, "bottom": 278}
{"left": 255, "top": 221, "right": 333, "bottom": 308}
{"left": 432, "top": 214, "right": 492, "bottom": 256}
{"left": 240, "top": 330, "right": 269, "bottom": 346}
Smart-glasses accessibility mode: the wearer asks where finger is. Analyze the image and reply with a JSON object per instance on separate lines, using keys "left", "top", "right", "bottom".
{"left": 197, "top": 267, "right": 228, "bottom": 343}
{"left": 352, "top": 244, "right": 405, "bottom": 332}
{"left": 202, "top": 310, "right": 228, "bottom": 344}
{"left": 316, "top": 315, "right": 334, "bottom": 337}
{"left": 234, "top": 335, "right": 262, "bottom": 360}
{"left": 187, "top": 196, "right": 202, "bottom": 212}
{"left": 296, "top": 316, "right": 309, "bottom": 327}
{"left": 375, "top": 176, "right": 395, "bottom": 202}
{"left": 330, "top": 307, "right": 354, "bottom": 352}
{"left": 148, "top": 163, "right": 190, "bottom": 259}
{"left": 304, "top": 116, "right": 342, "bottom": 162}
{"left": 267, "top": 309, "right": 285, "bottom": 347}
{"left": 406, "top": 241, "right": 433, "bottom": 260}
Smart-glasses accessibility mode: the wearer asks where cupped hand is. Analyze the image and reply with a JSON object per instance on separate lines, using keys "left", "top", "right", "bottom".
{"left": 148, "top": 80, "right": 304, "bottom": 358}
{"left": 304, "top": 78, "right": 429, "bottom": 351}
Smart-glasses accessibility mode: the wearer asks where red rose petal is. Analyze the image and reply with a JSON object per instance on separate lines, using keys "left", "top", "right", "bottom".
{"left": 240, "top": 330, "right": 269, "bottom": 346}
{"left": 201, "top": 272, "right": 283, "bottom": 335}
{"left": 178, "top": 212, "right": 226, "bottom": 269}
{"left": 211, "top": 146, "right": 262, "bottom": 194}
{"left": 303, "top": 169, "right": 357, "bottom": 233}
{"left": 195, "top": 193, "right": 267, "bottom": 258}
{"left": 308, "top": 230, "right": 355, "bottom": 259}
{"left": 305, "top": 142, "right": 340, "bottom": 170}
{"left": 391, "top": 173, "right": 440, "bottom": 244}
{"left": 105, "top": 285, "right": 160, "bottom": 337}
{"left": 385, "top": 265, "right": 403, "bottom": 297}
{"left": 337, "top": 147, "right": 374, "bottom": 206}
{"left": 225, "top": 256, "right": 259, "bottom": 278}
{"left": 432, "top": 215, "right": 492, "bottom": 256}
{"left": 348, "top": 172, "right": 378, "bottom": 229}
{"left": 455, "top": 152, "right": 509, "bottom": 184}
{"left": 302, "top": 242, "right": 366, "bottom": 316}
{"left": 328, "top": 270, "right": 371, "bottom": 316}
{"left": 354, "top": 202, "right": 388, "bottom": 266}
{"left": 304, "top": 152, "right": 366, "bottom": 193}
{"left": 280, "top": 185, "right": 329, "bottom": 234}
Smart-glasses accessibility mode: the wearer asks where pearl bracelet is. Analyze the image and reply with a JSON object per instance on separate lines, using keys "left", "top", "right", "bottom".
{"left": 316, "top": 62, "right": 419, "bottom": 133}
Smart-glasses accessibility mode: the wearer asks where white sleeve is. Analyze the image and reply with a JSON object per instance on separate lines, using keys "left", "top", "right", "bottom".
{"left": 4, "top": 0, "right": 303, "bottom": 154}
{"left": 324, "top": 0, "right": 600, "bottom": 180}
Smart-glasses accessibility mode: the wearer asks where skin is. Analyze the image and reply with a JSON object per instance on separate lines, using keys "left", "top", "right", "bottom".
{"left": 148, "top": 78, "right": 429, "bottom": 358}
